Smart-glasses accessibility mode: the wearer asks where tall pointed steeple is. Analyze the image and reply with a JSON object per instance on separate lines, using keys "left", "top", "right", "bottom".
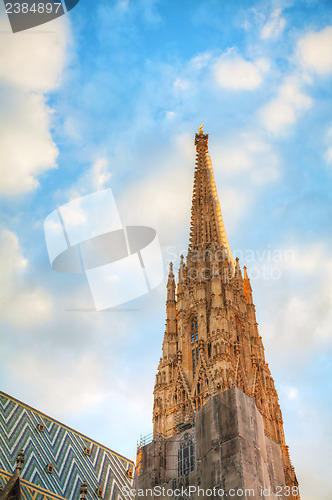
{"left": 0, "top": 451, "right": 24, "bottom": 500}
{"left": 166, "top": 262, "right": 175, "bottom": 303}
{"left": 162, "top": 262, "right": 177, "bottom": 361}
{"left": 141, "top": 127, "right": 300, "bottom": 500}
{"left": 243, "top": 265, "right": 253, "bottom": 305}
{"left": 188, "top": 125, "right": 235, "bottom": 268}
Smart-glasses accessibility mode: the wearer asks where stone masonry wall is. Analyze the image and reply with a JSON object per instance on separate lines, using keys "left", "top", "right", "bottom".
{"left": 136, "top": 388, "right": 293, "bottom": 500}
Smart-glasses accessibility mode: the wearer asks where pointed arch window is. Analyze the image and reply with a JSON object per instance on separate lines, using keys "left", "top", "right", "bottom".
{"left": 192, "top": 347, "right": 199, "bottom": 376}
{"left": 191, "top": 317, "right": 198, "bottom": 342}
{"left": 178, "top": 433, "right": 195, "bottom": 478}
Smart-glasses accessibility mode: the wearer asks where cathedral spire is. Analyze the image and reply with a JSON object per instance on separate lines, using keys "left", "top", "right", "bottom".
{"left": 164, "top": 262, "right": 177, "bottom": 359}
{"left": 145, "top": 128, "right": 299, "bottom": 500}
{"left": 166, "top": 262, "right": 175, "bottom": 303}
{"left": 15, "top": 451, "right": 24, "bottom": 475}
{"left": 235, "top": 256, "right": 242, "bottom": 281}
{"left": 188, "top": 126, "right": 235, "bottom": 268}
{"left": 243, "top": 265, "right": 253, "bottom": 304}
{"left": 0, "top": 451, "right": 25, "bottom": 500}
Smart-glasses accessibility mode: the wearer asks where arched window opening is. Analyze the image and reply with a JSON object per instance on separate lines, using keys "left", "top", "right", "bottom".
{"left": 191, "top": 317, "right": 198, "bottom": 342}
{"left": 178, "top": 433, "right": 195, "bottom": 478}
{"left": 192, "top": 347, "right": 199, "bottom": 377}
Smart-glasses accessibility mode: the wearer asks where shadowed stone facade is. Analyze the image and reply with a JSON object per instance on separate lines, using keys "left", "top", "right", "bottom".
{"left": 138, "top": 388, "right": 290, "bottom": 499}
{"left": 136, "top": 127, "right": 300, "bottom": 499}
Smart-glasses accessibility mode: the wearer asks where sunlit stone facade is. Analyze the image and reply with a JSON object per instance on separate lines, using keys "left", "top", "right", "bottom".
{"left": 137, "top": 128, "right": 300, "bottom": 500}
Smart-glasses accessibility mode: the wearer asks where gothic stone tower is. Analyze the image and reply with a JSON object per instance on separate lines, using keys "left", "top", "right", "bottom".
{"left": 136, "top": 127, "right": 300, "bottom": 500}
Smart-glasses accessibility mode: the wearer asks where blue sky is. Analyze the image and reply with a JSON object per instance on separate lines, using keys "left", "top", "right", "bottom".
{"left": 1, "top": 1, "right": 332, "bottom": 498}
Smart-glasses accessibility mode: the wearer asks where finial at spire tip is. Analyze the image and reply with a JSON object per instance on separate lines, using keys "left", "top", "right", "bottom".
{"left": 16, "top": 449, "right": 25, "bottom": 474}
{"left": 199, "top": 124, "right": 204, "bottom": 134}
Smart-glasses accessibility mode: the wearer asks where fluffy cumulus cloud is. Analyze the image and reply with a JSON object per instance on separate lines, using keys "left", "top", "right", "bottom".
{"left": 291, "top": 403, "right": 332, "bottom": 500}
{"left": 0, "top": 262, "right": 155, "bottom": 458}
{"left": 119, "top": 165, "right": 191, "bottom": 242}
{"left": 260, "top": 8, "right": 286, "bottom": 40}
{"left": 0, "top": 14, "right": 70, "bottom": 195}
{"left": 258, "top": 25, "right": 332, "bottom": 137}
{"left": 211, "top": 131, "right": 280, "bottom": 183}
{"left": 259, "top": 79, "right": 312, "bottom": 135}
{"left": 63, "top": 157, "right": 113, "bottom": 202}
{"left": 198, "top": 131, "right": 281, "bottom": 234}
{"left": 252, "top": 243, "right": 332, "bottom": 352}
{"left": 116, "top": 128, "right": 282, "bottom": 263}
{"left": 297, "top": 25, "right": 332, "bottom": 75}
{"left": 213, "top": 53, "right": 270, "bottom": 90}
{"left": 0, "top": 224, "right": 145, "bottom": 446}
{"left": 0, "top": 91, "right": 58, "bottom": 194}
{"left": 243, "top": 243, "right": 332, "bottom": 500}
{"left": 117, "top": 133, "right": 194, "bottom": 246}
{"left": 0, "top": 19, "right": 68, "bottom": 92}
{"left": 0, "top": 229, "right": 53, "bottom": 326}
{"left": 14, "top": 351, "right": 106, "bottom": 415}
{"left": 91, "top": 158, "right": 112, "bottom": 190}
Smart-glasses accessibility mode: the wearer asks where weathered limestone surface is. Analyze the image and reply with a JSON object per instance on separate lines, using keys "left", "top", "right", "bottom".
{"left": 137, "top": 388, "right": 289, "bottom": 499}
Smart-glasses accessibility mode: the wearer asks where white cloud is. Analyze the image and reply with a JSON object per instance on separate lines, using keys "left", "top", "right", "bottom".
{"left": 0, "top": 91, "right": 58, "bottom": 195}
{"left": 259, "top": 79, "right": 312, "bottom": 135}
{"left": 172, "top": 53, "right": 212, "bottom": 94}
{"left": 214, "top": 149, "right": 252, "bottom": 172}
{"left": 0, "top": 15, "right": 70, "bottom": 195}
{"left": 282, "top": 244, "right": 325, "bottom": 275}
{"left": 283, "top": 386, "right": 299, "bottom": 401}
{"left": 326, "top": 147, "right": 332, "bottom": 165}
{"left": 258, "top": 26, "right": 332, "bottom": 139}
{"left": 0, "top": 17, "right": 69, "bottom": 92}
{"left": 261, "top": 8, "right": 286, "bottom": 40}
{"left": 0, "top": 229, "right": 54, "bottom": 326}
{"left": 297, "top": 26, "right": 332, "bottom": 75}
{"left": 0, "top": 229, "right": 28, "bottom": 280}
{"left": 15, "top": 352, "right": 105, "bottom": 415}
{"left": 211, "top": 131, "right": 279, "bottom": 184}
{"left": 166, "top": 110, "right": 175, "bottom": 119}
{"left": 253, "top": 244, "right": 332, "bottom": 352}
{"left": 213, "top": 54, "right": 269, "bottom": 90}
{"left": 218, "top": 187, "right": 248, "bottom": 229}
{"left": 189, "top": 52, "right": 212, "bottom": 71}
{"left": 290, "top": 403, "right": 332, "bottom": 500}
{"left": 173, "top": 78, "right": 190, "bottom": 91}
{"left": 91, "top": 158, "right": 112, "bottom": 190}
{"left": 59, "top": 157, "right": 112, "bottom": 204}
{"left": 116, "top": 129, "right": 280, "bottom": 257}
{"left": 118, "top": 134, "right": 193, "bottom": 245}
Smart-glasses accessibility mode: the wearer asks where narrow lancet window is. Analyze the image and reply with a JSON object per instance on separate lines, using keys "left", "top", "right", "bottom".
{"left": 191, "top": 317, "right": 198, "bottom": 342}
{"left": 178, "top": 433, "right": 195, "bottom": 477}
